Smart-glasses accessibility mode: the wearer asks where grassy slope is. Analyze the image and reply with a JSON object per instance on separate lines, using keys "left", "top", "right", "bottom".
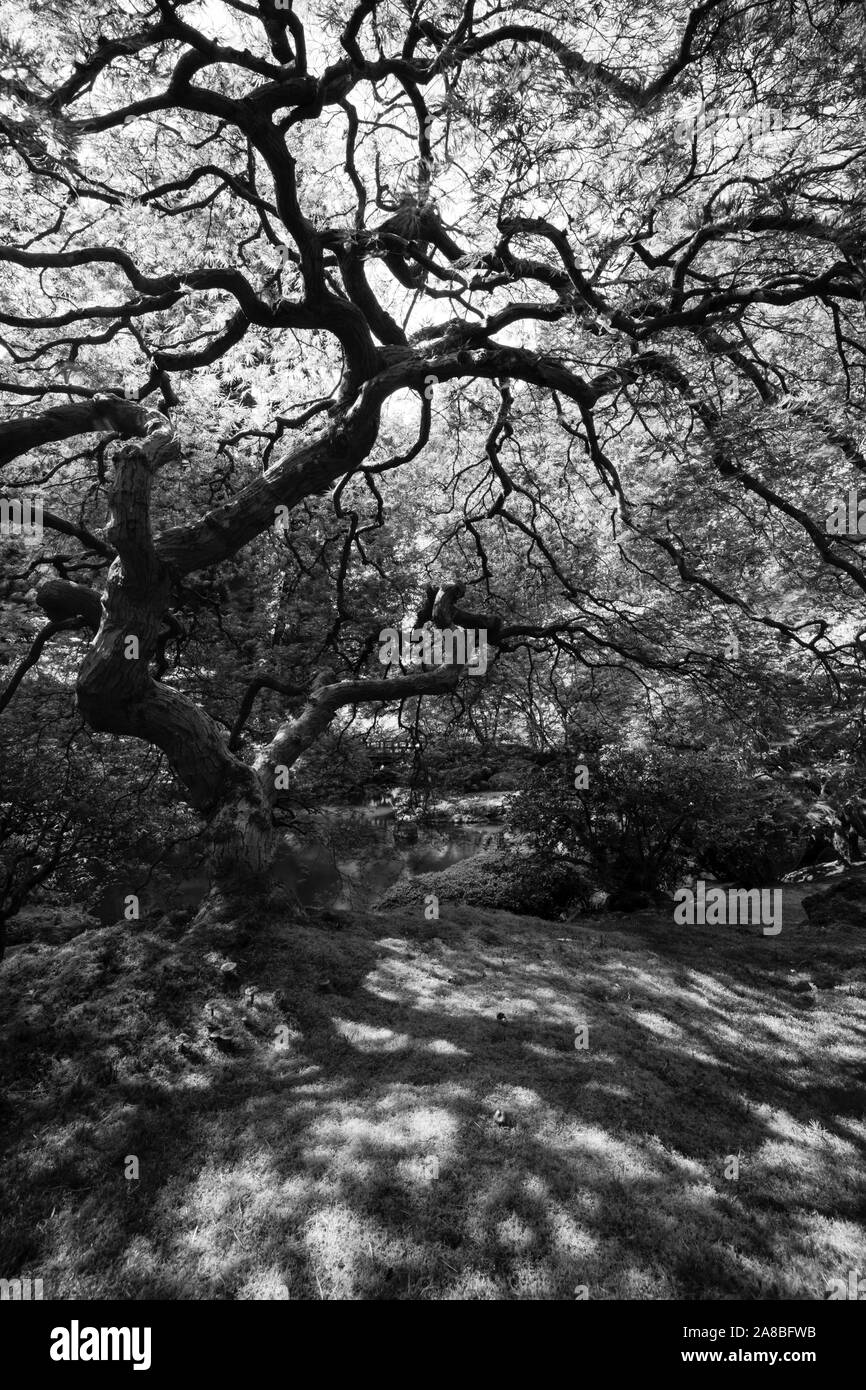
{"left": 0, "top": 887, "right": 864, "bottom": 1301}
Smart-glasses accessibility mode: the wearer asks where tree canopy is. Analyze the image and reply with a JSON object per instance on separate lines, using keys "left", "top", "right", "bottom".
{"left": 2, "top": 0, "right": 866, "bottom": 906}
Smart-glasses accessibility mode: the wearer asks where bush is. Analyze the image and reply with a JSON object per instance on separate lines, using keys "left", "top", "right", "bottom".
{"left": 508, "top": 745, "right": 717, "bottom": 895}
{"left": 0, "top": 695, "right": 198, "bottom": 955}
{"left": 506, "top": 741, "right": 815, "bottom": 894}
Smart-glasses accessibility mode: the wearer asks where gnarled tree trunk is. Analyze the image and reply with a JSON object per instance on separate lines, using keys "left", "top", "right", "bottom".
{"left": 206, "top": 770, "right": 277, "bottom": 897}
{"left": 67, "top": 420, "right": 281, "bottom": 904}
{"left": 30, "top": 416, "right": 497, "bottom": 922}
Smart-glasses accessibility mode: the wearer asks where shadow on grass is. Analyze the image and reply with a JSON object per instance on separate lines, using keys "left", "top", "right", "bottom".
{"left": 0, "top": 888, "right": 864, "bottom": 1299}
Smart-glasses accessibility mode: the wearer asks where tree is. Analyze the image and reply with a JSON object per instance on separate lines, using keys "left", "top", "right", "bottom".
{"left": 2, "top": 0, "right": 865, "bottom": 907}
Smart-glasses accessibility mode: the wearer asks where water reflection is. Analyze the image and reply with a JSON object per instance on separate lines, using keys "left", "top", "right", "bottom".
{"left": 288, "top": 802, "right": 504, "bottom": 910}
{"left": 90, "top": 794, "right": 506, "bottom": 922}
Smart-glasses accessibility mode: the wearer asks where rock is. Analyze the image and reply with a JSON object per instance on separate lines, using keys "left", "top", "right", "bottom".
{"left": 219, "top": 960, "right": 239, "bottom": 991}
{"left": 803, "top": 872, "right": 866, "bottom": 927}
{"left": 372, "top": 845, "right": 589, "bottom": 922}
{"left": 374, "top": 849, "right": 589, "bottom": 920}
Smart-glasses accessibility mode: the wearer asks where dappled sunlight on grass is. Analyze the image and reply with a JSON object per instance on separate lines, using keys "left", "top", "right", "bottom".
{"left": 0, "top": 895, "right": 864, "bottom": 1298}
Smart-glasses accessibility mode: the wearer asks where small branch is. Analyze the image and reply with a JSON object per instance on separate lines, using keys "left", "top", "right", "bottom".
{"left": 0, "top": 617, "right": 86, "bottom": 715}
{"left": 40, "top": 510, "right": 115, "bottom": 558}
{"left": 229, "top": 674, "right": 307, "bottom": 751}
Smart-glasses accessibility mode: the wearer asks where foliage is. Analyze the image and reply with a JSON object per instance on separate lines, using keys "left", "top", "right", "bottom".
{"left": 2, "top": 0, "right": 866, "bottom": 903}
{"left": 508, "top": 743, "right": 717, "bottom": 893}
{"left": 0, "top": 671, "right": 199, "bottom": 950}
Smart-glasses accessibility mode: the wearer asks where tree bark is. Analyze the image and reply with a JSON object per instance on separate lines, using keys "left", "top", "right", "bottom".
{"left": 68, "top": 423, "right": 279, "bottom": 895}
{"left": 37, "top": 578, "right": 103, "bottom": 629}
{"left": 0, "top": 397, "right": 155, "bottom": 468}
{"left": 27, "top": 409, "right": 503, "bottom": 913}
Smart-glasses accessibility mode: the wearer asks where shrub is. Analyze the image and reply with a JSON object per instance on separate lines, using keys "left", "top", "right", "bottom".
{"left": 507, "top": 738, "right": 840, "bottom": 893}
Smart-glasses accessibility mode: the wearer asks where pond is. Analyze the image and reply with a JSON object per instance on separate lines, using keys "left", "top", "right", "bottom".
{"left": 89, "top": 792, "right": 509, "bottom": 923}
{"left": 288, "top": 801, "right": 506, "bottom": 910}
